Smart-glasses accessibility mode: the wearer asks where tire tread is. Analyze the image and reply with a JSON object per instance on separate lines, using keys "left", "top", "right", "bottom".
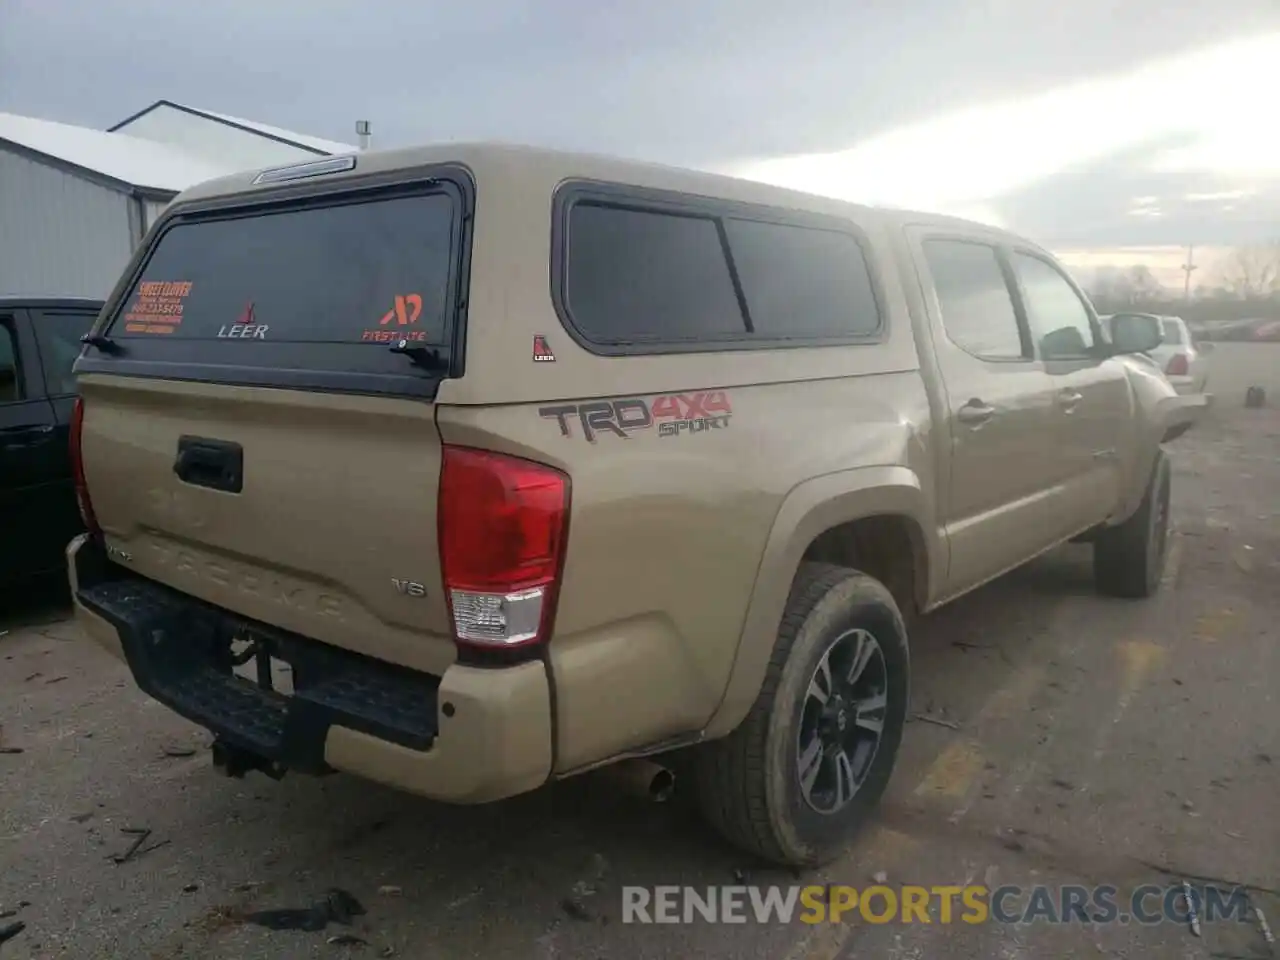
{"left": 694, "top": 562, "right": 889, "bottom": 864}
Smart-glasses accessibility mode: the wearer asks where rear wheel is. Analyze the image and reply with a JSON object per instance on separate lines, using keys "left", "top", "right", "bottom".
{"left": 1094, "top": 450, "right": 1172, "bottom": 598}
{"left": 691, "top": 563, "right": 909, "bottom": 867}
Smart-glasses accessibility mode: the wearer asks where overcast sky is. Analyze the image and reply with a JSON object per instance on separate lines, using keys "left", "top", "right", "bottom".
{"left": 3, "top": 0, "right": 1278, "bottom": 257}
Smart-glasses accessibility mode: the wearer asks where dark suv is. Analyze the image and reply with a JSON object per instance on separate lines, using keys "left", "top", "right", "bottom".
{"left": 1, "top": 297, "right": 104, "bottom": 589}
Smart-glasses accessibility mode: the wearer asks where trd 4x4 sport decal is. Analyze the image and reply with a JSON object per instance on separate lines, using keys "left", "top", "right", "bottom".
{"left": 539, "top": 391, "right": 732, "bottom": 443}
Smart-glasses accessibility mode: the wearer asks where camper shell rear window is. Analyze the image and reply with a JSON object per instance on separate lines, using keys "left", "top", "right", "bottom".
{"left": 88, "top": 178, "right": 472, "bottom": 399}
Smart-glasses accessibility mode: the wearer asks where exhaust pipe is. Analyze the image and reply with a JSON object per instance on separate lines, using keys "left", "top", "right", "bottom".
{"left": 597, "top": 758, "right": 676, "bottom": 802}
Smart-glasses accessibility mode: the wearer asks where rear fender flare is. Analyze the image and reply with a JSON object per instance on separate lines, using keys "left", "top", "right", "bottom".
{"left": 701, "top": 465, "right": 937, "bottom": 740}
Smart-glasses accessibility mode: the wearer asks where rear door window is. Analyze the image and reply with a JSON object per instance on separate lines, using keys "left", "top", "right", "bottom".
{"left": 1161, "top": 319, "right": 1184, "bottom": 345}
{"left": 98, "top": 185, "right": 466, "bottom": 398}
{"left": 0, "top": 317, "right": 21, "bottom": 403}
{"left": 32, "top": 311, "right": 96, "bottom": 396}
{"left": 923, "top": 240, "right": 1027, "bottom": 360}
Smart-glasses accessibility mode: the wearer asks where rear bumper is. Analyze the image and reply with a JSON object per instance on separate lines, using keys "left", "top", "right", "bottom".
{"left": 67, "top": 534, "right": 552, "bottom": 803}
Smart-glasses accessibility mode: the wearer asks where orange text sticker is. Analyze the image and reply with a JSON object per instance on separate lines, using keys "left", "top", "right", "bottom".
{"left": 123, "top": 280, "right": 193, "bottom": 333}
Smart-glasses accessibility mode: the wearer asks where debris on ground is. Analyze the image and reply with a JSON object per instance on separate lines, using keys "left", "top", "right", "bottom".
{"left": 109, "top": 827, "right": 169, "bottom": 864}
{"left": 560, "top": 853, "right": 610, "bottom": 923}
{"left": 0, "top": 748, "right": 23, "bottom": 756}
{"left": 1251, "top": 899, "right": 1274, "bottom": 946}
{"left": 161, "top": 746, "right": 197, "bottom": 759}
{"left": 0, "top": 921, "right": 25, "bottom": 947}
{"left": 871, "top": 871, "right": 888, "bottom": 884}
{"left": 326, "top": 933, "right": 369, "bottom": 947}
{"left": 44, "top": 675, "right": 67, "bottom": 685}
{"left": 560, "top": 898, "right": 594, "bottom": 922}
{"left": 1050, "top": 778, "right": 1074, "bottom": 791}
{"left": 912, "top": 713, "right": 961, "bottom": 730}
{"left": 376, "top": 886, "right": 402, "bottom": 897}
{"left": 1180, "top": 881, "right": 1201, "bottom": 937}
{"left": 242, "top": 888, "right": 365, "bottom": 933}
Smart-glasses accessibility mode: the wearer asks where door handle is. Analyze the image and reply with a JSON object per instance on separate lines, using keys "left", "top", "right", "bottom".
{"left": 174, "top": 435, "right": 244, "bottom": 493}
{"left": 0, "top": 424, "right": 54, "bottom": 435}
{"left": 956, "top": 400, "right": 995, "bottom": 425}
{"left": 1057, "top": 390, "right": 1083, "bottom": 413}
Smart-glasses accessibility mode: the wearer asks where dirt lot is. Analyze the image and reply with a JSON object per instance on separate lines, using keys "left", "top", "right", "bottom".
{"left": 2, "top": 401, "right": 1278, "bottom": 960}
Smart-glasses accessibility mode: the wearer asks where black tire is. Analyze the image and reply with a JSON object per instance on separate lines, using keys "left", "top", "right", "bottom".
{"left": 1094, "top": 449, "right": 1172, "bottom": 598}
{"left": 691, "top": 563, "right": 910, "bottom": 867}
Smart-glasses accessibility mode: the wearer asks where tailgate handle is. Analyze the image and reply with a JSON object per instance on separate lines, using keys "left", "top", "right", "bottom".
{"left": 174, "top": 436, "right": 244, "bottom": 493}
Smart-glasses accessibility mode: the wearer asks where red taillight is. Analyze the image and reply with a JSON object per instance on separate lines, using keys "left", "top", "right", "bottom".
{"left": 1165, "top": 353, "right": 1189, "bottom": 376}
{"left": 438, "top": 446, "right": 570, "bottom": 649}
{"left": 69, "top": 396, "right": 101, "bottom": 536}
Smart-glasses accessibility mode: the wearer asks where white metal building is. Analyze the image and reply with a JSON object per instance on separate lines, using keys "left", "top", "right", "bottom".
{"left": 0, "top": 112, "right": 231, "bottom": 298}
{"left": 109, "top": 100, "right": 356, "bottom": 170}
{"left": 0, "top": 105, "right": 356, "bottom": 299}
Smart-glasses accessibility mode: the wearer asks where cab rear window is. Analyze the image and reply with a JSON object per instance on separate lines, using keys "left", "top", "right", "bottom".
{"left": 93, "top": 182, "right": 469, "bottom": 399}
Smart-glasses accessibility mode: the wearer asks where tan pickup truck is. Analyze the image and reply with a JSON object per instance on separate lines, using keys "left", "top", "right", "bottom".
{"left": 67, "top": 143, "right": 1204, "bottom": 867}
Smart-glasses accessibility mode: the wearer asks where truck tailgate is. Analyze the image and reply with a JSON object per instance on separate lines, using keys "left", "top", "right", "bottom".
{"left": 71, "top": 178, "right": 474, "bottom": 676}
{"left": 78, "top": 374, "right": 456, "bottom": 675}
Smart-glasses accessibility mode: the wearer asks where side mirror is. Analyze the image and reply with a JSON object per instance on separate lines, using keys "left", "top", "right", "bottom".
{"left": 1109, "top": 313, "right": 1163, "bottom": 354}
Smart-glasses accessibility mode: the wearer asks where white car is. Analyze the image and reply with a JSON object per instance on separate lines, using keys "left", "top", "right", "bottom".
{"left": 1103, "top": 313, "right": 1211, "bottom": 397}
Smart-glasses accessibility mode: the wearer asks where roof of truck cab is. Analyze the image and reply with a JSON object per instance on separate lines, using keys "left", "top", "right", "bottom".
{"left": 165, "top": 142, "right": 886, "bottom": 213}
{"left": 166, "top": 141, "right": 1038, "bottom": 246}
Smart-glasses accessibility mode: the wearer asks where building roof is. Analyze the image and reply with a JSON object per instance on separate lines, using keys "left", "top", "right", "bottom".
{"left": 108, "top": 100, "right": 356, "bottom": 156}
{"left": 0, "top": 111, "right": 229, "bottom": 196}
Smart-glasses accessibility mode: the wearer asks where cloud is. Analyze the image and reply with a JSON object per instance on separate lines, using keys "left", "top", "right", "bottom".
{"left": 1, "top": 1, "right": 1277, "bottom": 246}
{"left": 722, "top": 32, "right": 1280, "bottom": 245}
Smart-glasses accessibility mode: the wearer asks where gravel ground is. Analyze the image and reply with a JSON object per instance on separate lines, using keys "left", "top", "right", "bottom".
{"left": 1, "top": 402, "right": 1277, "bottom": 960}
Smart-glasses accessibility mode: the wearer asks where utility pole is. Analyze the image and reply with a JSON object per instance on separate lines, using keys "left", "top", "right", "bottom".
{"left": 1181, "top": 244, "right": 1197, "bottom": 304}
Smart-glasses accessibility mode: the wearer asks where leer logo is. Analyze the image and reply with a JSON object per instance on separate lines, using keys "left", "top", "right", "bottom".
{"left": 379, "top": 294, "right": 423, "bottom": 327}
{"left": 533, "top": 335, "right": 556, "bottom": 362}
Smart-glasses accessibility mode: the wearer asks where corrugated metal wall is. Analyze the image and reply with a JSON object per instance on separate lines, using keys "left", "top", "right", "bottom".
{"left": 143, "top": 199, "right": 170, "bottom": 231}
{"left": 0, "top": 147, "right": 137, "bottom": 298}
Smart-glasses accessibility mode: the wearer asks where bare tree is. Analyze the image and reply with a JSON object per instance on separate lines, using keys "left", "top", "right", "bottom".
{"left": 1125, "top": 264, "right": 1165, "bottom": 303}
{"left": 1087, "top": 264, "right": 1167, "bottom": 310}
{"left": 1213, "top": 242, "right": 1280, "bottom": 299}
